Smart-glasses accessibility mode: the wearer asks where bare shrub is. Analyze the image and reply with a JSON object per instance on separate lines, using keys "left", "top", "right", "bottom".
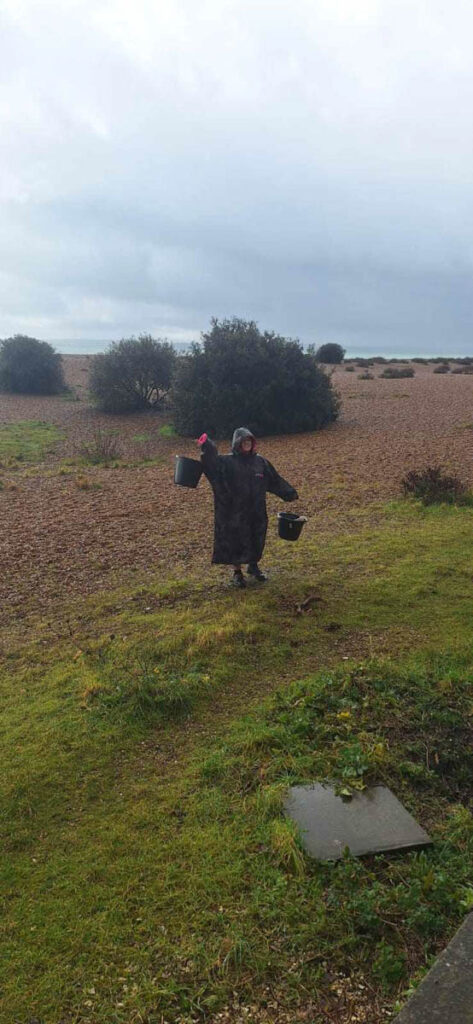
{"left": 402, "top": 466, "right": 470, "bottom": 505}
{"left": 79, "top": 429, "right": 122, "bottom": 465}
{"left": 381, "top": 367, "right": 415, "bottom": 379}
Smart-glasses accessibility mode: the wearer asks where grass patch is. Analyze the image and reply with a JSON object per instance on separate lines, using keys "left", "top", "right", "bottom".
{"left": 2, "top": 646, "right": 473, "bottom": 1021}
{"left": 0, "top": 420, "right": 63, "bottom": 465}
{"left": 2, "top": 502, "right": 473, "bottom": 1020}
{"left": 158, "top": 423, "right": 178, "bottom": 438}
{"left": 74, "top": 473, "right": 103, "bottom": 491}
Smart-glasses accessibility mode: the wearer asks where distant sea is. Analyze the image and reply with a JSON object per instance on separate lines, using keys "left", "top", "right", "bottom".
{"left": 53, "top": 340, "right": 190, "bottom": 355}
{"left": 52, "top": 339, "right": 473, "bottom": 358}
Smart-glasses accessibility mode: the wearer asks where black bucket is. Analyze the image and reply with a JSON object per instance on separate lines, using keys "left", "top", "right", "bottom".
{"left": 277, "top": 511, "right": 308, "bottom": 542}
{"left": 174, "top": 455, "right": 203, "bottom": 488}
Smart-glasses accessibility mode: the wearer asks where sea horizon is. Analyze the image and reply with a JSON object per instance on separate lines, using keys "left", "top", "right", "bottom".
{"left": 51, "top": 338, "right": 473, "bottom": 359}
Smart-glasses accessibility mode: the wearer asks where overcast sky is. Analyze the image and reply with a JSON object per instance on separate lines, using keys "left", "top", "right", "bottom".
{"left": 1, "top": 0, "right": 473, "bottom": 354}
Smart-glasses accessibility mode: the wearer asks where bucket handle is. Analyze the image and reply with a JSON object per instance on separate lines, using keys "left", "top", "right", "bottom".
{"left": 277, "top": 513, "right": 308, "bottom": 523}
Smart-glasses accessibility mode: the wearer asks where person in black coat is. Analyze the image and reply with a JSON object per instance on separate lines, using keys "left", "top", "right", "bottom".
{"left": 197, "top": 426, "right": 298, "bottom": 587}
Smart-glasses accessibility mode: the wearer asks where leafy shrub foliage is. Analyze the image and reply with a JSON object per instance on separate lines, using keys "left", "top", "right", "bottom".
{"left": 381, "top": 366, "right": 415, "bottom": 379}
{"left": 433, "top": 364, "right": 450, "bottom": 374}
{"left": 0, "top": 335, "right": 65, "bottom": 395}
{"left": 402, "top": 466, "right": 470, "bottom": 505}
{"left": 172, "top": 318, "right": 339, "bottom": 437}
{"left": 358, "top": 371, "right": 374, "bottom": 380}
{"left": 89, "top": 335, "right": 176, "bottom": 413}
{"left": 313, "top": 341, "right": 346, "bottom": 363}
{"left": 345, "top": 364, "right": 355, "bottom": 372}
{"left": 356, "top": 358, "right": 374, "bottom": 367}
{"left": 452, "top": 366, "right": 473, "bottom": 375}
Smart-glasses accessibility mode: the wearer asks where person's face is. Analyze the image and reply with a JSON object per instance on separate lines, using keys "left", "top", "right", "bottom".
{"left": 241, "top": 437, "right": 253, "bottom": 453}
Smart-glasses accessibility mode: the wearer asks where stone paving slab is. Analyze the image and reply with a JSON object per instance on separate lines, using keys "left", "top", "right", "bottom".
{"left": 394, "top": 913, "right": 473, "bottom": 1023}
{"left": 284, "top": 783, "right": 431, "bottom": 861}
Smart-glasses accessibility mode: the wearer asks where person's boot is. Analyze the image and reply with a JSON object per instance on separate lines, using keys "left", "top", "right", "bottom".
{"left": 247, "top": 563, "right": 267, "bottom": 582}
{"left": 231, "top": 569, "right": 246, "bottom": 588}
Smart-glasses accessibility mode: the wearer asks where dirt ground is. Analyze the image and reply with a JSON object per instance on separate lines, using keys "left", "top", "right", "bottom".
{"left": 2, "top": 356, "right": 473, "bottom": 632}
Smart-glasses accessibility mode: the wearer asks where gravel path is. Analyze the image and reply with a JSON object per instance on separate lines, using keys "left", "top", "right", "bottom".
{"left": 2, "top": 358, "right": 473, "bottom": 630}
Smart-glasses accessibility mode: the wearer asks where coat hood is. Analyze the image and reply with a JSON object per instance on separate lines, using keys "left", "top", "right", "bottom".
{"left": 231, "top": 427, "right": 256, "bottom": 453}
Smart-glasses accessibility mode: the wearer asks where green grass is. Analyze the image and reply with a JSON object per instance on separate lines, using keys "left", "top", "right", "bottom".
{"left": 158, "top": 423, "right": 178, "bottom": 438}
{"left": 0, "top": 420, "right": 64, "bottom": 465}
{"left": 2, "top": 501, "right": 473, "bottom": 1021}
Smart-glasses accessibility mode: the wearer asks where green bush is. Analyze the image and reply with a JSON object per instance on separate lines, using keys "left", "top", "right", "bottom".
{"left": 172, "top": 317, "right": 339, "bottom": 437}
{"left": 89, "top": 335, "right": 176, "bottom": 413}
{"left": 381, "top": 367, "right": 415, "bottom": 379}
{"left": 313, "top": 341, "right": 346, "bottom": 363}
{"left": 358, "top": 371, "right": 374, "bottom": 380}
{"left": 0, "top": 336, "right": 65, "bottom": 395}
{"left": 433, "top": 364, "right": 450, "bottom": 374}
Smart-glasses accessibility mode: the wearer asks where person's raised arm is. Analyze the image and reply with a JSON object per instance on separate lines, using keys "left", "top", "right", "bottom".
{"left": 264, "top": 459, "right": 298, "bottom": 502}
{"left": 197, "top": 433, "right": 219, "bottom": 480}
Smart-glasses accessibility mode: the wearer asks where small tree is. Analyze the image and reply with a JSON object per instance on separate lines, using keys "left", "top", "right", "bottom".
{"left": 314, "top": 342, "right": 346, "bottom": 364}
{"left": 172, "top": 317, "right": 339, "bottom": 437}
{"left": 89, "top": 335, "right": 176, "bottom": 413}
{"left": 0, "top": 335, "right": 65, "bottom": 394}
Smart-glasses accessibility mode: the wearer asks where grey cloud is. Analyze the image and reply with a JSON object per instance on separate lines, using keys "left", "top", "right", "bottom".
{"left": 2, "top": 0, "right": 473, "bottom": 353}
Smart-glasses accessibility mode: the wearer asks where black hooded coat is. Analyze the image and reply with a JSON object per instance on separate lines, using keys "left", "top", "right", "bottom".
{"left": 200, "top": 427, "right": 298, "bottom": 565}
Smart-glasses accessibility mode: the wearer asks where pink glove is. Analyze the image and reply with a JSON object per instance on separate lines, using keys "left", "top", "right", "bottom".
{"left": 197, "top": 432, "right": 208, "bottom": 445}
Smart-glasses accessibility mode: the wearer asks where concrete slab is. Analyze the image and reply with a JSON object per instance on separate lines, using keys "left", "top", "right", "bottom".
{"left": 284, "top": 783, "right": 431, "bottom": 861}
{"left": 394, "top": 913, "right": 473, "bottom": 1023}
